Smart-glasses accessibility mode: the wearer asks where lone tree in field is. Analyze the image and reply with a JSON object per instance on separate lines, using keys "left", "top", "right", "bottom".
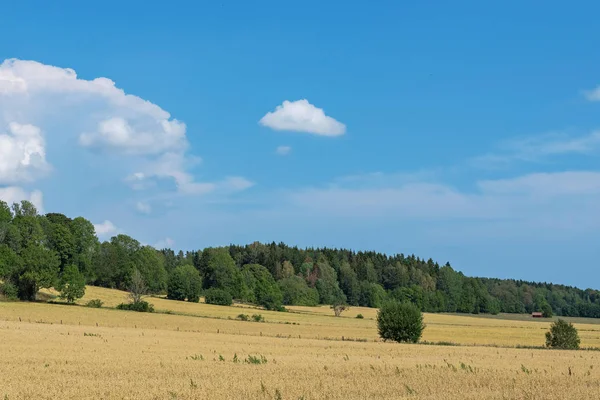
{"left": 128, "top": 268, "right": 147, "bottom": 304}
{"left": 377, "top": 301, "right": 424, "bottom": 343}
{"left": 57, "top": 264, "right": 86, "bottom": 303}
{"left": 545, "top": 319, "right": 580, "bottom": 350}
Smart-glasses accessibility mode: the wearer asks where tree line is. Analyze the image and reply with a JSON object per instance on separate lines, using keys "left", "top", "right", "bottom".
{"left": 1, "top": 200, "right": 599, "bottom": 318}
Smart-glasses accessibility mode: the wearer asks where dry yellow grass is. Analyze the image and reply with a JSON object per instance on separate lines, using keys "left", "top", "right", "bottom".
{"left": 1, "top": 286, "right": 600, "bottom": 399}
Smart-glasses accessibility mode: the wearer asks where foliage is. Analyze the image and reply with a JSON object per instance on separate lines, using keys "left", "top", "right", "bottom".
{"left": 57, "top": 264, "right": 86, "bottom": 303}
{"left": 545, "top": 319, "right": 580, "bottom": 349}
{"left": 237, "top": 313, "right": 249, "bottom": 321}
{"left": 242, "top": 264, "right": 283, "bottom": 310}
{"left": 204, "top": 288, "right": 233, "bottom": 306}
{"left": 116, "top": 300, "right": 155, "bottom": 313}
{"left": 197, "top": 248, "right": 245, "bottom": 299}
{"left": 278, "top": 276, "right": 319, "bottom": 306}
{"left": 1, "top": 197, "right": 599, "bottom": 320}
{"left": 86, "top": 299, "right": 104, "bottom": 308}
{"left": 0, "top": 281, "right": 18, "bottom": 300}
{"left": 542, "top": 303, "right": 553, "bottom": 318}
{"left": 252, "top": 314, "right": 264, "bottom": 322}
{"left": 331, "top": 303, "right": 348, "bottom": 317}
{"left": 377, "top": 301, "right": 425, "bottom": 343}
{"left": 167, "top": 265, "right": 202, "bottom": 302}
{"left": 356, "top": 314, "right": 364, "bottom": 319}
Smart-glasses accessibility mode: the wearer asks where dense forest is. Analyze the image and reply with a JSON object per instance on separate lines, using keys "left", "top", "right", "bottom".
{"left": 1, "top": 200, "right": 600, "bottom": 318}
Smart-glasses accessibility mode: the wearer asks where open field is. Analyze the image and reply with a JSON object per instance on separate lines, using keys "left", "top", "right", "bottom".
{"left": 1, "top": 287, "right": 600, "bottom": 399}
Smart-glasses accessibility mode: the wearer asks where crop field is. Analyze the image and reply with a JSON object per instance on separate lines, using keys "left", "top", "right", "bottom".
{"left": 2, "top": 287, "right": 600, "bottom": 399}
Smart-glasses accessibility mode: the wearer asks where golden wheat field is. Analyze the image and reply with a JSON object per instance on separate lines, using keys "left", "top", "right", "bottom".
{"left": 2, "top": 287, "right": 600, "bottom": 399}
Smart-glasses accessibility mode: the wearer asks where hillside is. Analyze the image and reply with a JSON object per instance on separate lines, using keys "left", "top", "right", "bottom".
{"left": 1, "top": 200, "right": 600, "bottom": 318}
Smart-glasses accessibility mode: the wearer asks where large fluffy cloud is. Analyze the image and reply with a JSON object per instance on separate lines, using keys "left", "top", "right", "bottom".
{"left": 259, "top": 99, "right": 346, "bottom": 136}
{"left": 0, "top": 59, "right": 251, "bottom": 206}
{"left": 0, "top": 122, "right": 49, "bottom": 184}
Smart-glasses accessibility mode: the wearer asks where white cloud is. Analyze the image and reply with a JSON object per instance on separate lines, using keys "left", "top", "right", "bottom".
{"left": 471, "top": 131, "right": 600, "bottom": 168}
{"left": 221, "top": 176, "right": 254, "bottom": 192}
{"left": 287, "top": 171, "right": 600, "bottom": 231}
{"left": 136, "top": 201, "right": 152, "bottom": 214}
{"left": 93, "top": 220, "right": 118, "bottom": 237}
{"left": 79, "top": 116, "right": 187, "bottom": 155}
{"left": 0, "top": 122, "right": 49, "bottom": 184}
{"left": 0, "top": 187, "right": 44, "bottom": 213}
{"left": 584, "top": 86, "right": 600, "bottom": 101}
{"left": 0, "top": 58, "right": 252, "bottom": 197}
{"left": 275, "top": 145, "right": 291, "bottom": 155}
{"left": 154, "top": 237, "right": 175, "bottom": 249}
{"left": 259, "top": 99, "right": 346, "bottom": 136}
{"left": 478, "top": 171, "right": 600, "bottom": 196}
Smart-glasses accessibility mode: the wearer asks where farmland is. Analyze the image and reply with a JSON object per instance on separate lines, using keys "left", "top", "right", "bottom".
{"left": 1, "top": 287, "right": 600, "bottom": 399}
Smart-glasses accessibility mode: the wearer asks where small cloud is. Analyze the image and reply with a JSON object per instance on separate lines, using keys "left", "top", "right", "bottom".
{"left": 94, "top": 220, "right": 118, "bottom": 237}
{"left": 259, "top": 99, "right": 346, "bottom": 136}
{"left": 275, "top": 146, "right": 291, "bottom": 156}
{"left": 154, "top": 237, "right": 174, "bottom": 249}
{"left": 222, "top": 176, "right": 254, "bottom": 192}
{"left": 584, "top": 86, "right": 600, "bottom": 101}
{"left": 136, "top": 201, "right": 152, "bottom": 214}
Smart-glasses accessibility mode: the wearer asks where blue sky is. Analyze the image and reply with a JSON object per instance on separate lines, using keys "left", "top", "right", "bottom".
{"left": 1, "top": 1, "right": 599, "bottom": 288}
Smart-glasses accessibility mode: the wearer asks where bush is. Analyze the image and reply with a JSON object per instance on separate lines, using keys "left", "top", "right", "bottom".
{"left": 0, "top": 281, "right": 18, "bottom": 300}
{"left": 86, "top": 299, "right": 104, "bottom": 308}
{"left": 237, "top": 314, "right": 249, "bottom": 321}
{"left": 545, "top": 319, "right": 580, "bottom": 349}
{"left": 117, "top": 300, "right": 155, "bottom": 313}
{"left": 377, "top": 301, "right": 425, "bottom": 343}
{"left": 356, "top": 314, "right": 364, "bottom": 319}
{"left": 252, "top": 314, "right": 264, "bottom": 322}
{"left": 204, "top": 288, "right": 233, "bottom": 306}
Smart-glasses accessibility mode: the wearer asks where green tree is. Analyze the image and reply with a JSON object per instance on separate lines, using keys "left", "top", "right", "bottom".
{"left": 167, "top": 265, "right": 202, "bottom": 302}
{"left": 70, "top": 217, "right": 99, "bottom": 281}
{"left": 358, "top": 281, "right": 387, "bottom": 308}
{"left": 57, "top": 264, "right": 86, "bottom": 303}
{"left": 545, "top": 319, "right": 580, "bottom": 349}
{"left": 542, "top": 303, "right": 553, "bottom": 318}
{"left": 204, "top": 288, "right": 233, "bottom": 306}
{"left": 242, "top": 264, "right": 283, "bottom": 310}
{"left": 199, "top": 248, "right": 245, "bottom": 299}
{"left": 315, "top": 260, "right": 345, "bottom": 305}
{"left": 278, "top": 276, "right": 319, "bottom": 306}
{"left": 339, "top": 262, "right": 360, "bottom": 305}
{"left": 377, "top": 301, "right": 425, "bottom": 343}
{"left": 133, "top": 246, "right": 168, "bottom": 294}
{"left": 0, "top": 244, "right": 20, "bottom": 279}
{"left": 14, "top": 244, "right": 60, "bottom": 300}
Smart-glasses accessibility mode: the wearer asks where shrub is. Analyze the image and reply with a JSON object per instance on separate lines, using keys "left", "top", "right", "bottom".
{"left": 86, "top": 299, "right": 104, "bottom": 308}
{"left": 356, "top": 314, "right": 364, "bottom": 319}
{"left": 204, "top": 288, "right": 233, "bottom": 306}
{"left": 0, "top": 281, "right": 18, "bottom": 300}
{"left": 117, "top": 300, "right": 155, "bottom": 313}
{"left": 237, "top": 314, "right": 249, "bottom": 321}
{"left": 377, "top": 301, "right": 425, "bottom": 343}
{"left": 545, "top": 319, "right": 580, "bottom": 349}
{"left": 252, "top": 314, "right": 264, "bottom": 322}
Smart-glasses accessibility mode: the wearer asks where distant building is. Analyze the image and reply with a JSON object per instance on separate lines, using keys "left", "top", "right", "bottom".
{"left": 531, "top": 312, "right": 543, "bottom": 318}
